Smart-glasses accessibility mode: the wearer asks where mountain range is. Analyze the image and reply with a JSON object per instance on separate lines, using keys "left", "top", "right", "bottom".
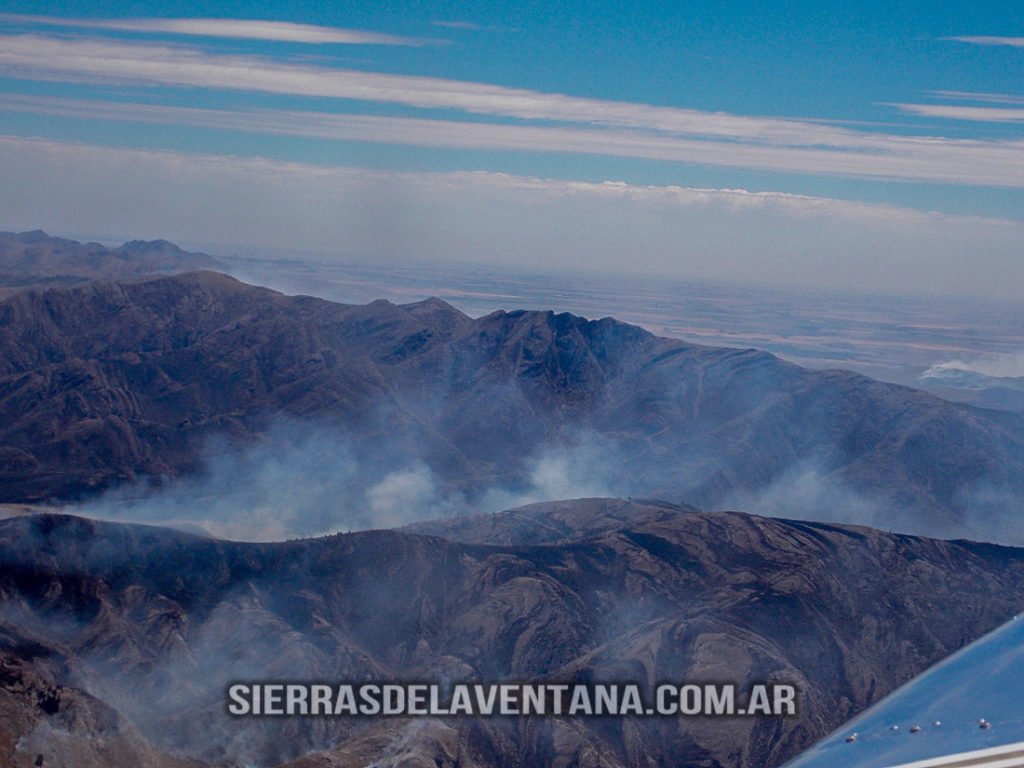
{"left": 2, "top": 500, "right": 1023, "bottom": 768}
{"left": 3, "top": 232, "right": 1024, "bottom": 767}
{"left": 0, "top": 264, "right": 1022, "bottom": 540}
{"left": 0, "top": 230, "right": 221, "bottom": 299}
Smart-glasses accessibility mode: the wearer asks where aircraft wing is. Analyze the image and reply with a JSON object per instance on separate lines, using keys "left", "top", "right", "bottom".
{"left": 784, "top": 615, "right": 1024, "bottom": 768}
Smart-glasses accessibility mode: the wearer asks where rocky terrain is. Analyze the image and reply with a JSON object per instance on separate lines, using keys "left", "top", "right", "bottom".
{"left": 1, "top": 500, "right": 1022, "bottom": 767}
{"left": 0, "top": 268, "right": 1022, "bottom": 540}
{"left": 0, "top": 230, "right": 221, "bottom": 298}
{"left": 3, "top": 234, "right": 1024, "bottom": 766}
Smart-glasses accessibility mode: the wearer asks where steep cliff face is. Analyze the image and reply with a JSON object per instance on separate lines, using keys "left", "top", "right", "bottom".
{"left": 1, "top": 502, "right": 1022, "bottom": 768}
{"left": 1, "top": 271, "right": 1022, "bottom": 540}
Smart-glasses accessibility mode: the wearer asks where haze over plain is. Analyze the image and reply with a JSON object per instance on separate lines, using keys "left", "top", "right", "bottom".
{"left": 0, "top": 1, "right": 1021, "bottom": 298}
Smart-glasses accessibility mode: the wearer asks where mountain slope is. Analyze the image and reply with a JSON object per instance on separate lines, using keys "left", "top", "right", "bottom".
{"left": 0, "top": 271, "right": 1022, "bottom": 540}
{"left": 1, "top": 502, "right": 1023, "bottom": 768}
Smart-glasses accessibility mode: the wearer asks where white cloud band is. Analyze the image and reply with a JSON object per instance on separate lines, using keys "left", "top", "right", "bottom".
{"left": 946, "top": 36, "right": 1024, "bottom": 48}
{"left": 1, "top": 37, "right": 1023, "bottom": 188}
{"left": 891, "top": 102, "right": 1024, "bottom": 123}
{"left": 0, "top": 14, "right": 435, "bottom": 46}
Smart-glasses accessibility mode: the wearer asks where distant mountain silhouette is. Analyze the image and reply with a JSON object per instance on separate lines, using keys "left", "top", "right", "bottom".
{"left": 0, "top": 230, "right": 222, "bottom": 297}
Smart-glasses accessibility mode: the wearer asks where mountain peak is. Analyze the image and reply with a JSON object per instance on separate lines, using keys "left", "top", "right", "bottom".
{"left": 0, "top": 230, "right": 223, "bottom": 295}
{"left": 0, "top": 269, "right": 1021, "bottom": 541}
{"left": 12, "top": 229, "right": 50, "bottom": 243}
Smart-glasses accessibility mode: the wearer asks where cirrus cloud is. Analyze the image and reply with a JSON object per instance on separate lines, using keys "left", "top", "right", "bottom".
{"left": 0, "top": 13, "right": 437, "bottom": 46}
{"left": 945, "top": 36, "right": 1024, "bottom": 48}
{"left": 0, "top": 36, "right": 1023, "bottom": 187}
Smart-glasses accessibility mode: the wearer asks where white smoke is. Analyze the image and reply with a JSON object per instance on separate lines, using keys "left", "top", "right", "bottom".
{"left": 923, "top": 350, "right": 1024, "bottom": 381}
{"left": 70, "top": 420, "right": 630, "bottom": 541}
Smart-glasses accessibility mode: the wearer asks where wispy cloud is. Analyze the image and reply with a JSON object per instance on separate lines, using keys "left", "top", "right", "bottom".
{"left": 928, "top": 91, "right": 1024, "bottom": 106}
{"left": 890, "top": 102, "right": 1024, "bottom": 123}
{"left": 431, "top": 21, "right": 483, "bottom": 31}
{"left": 1, "top": 36, "right": 1024, "bottom": 187}
{"left": 0, "top": 35, "right": 980, "bottom": 146}
{"left": 0, "top": 34, "right": 841, "bottom": 144}
{"left": 945, "top": 36, "right": 1024, "bottom": 48}
{"left": 3, "top": 90, "right": 1024, "bottom": 188}
{"left": 0, "top": 13, "right": 435, "bottom": 46}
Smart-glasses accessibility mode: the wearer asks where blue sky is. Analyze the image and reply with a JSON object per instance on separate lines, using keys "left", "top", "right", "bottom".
{"left": 0, "top": 1, "right": 1021, "bottom": 297}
